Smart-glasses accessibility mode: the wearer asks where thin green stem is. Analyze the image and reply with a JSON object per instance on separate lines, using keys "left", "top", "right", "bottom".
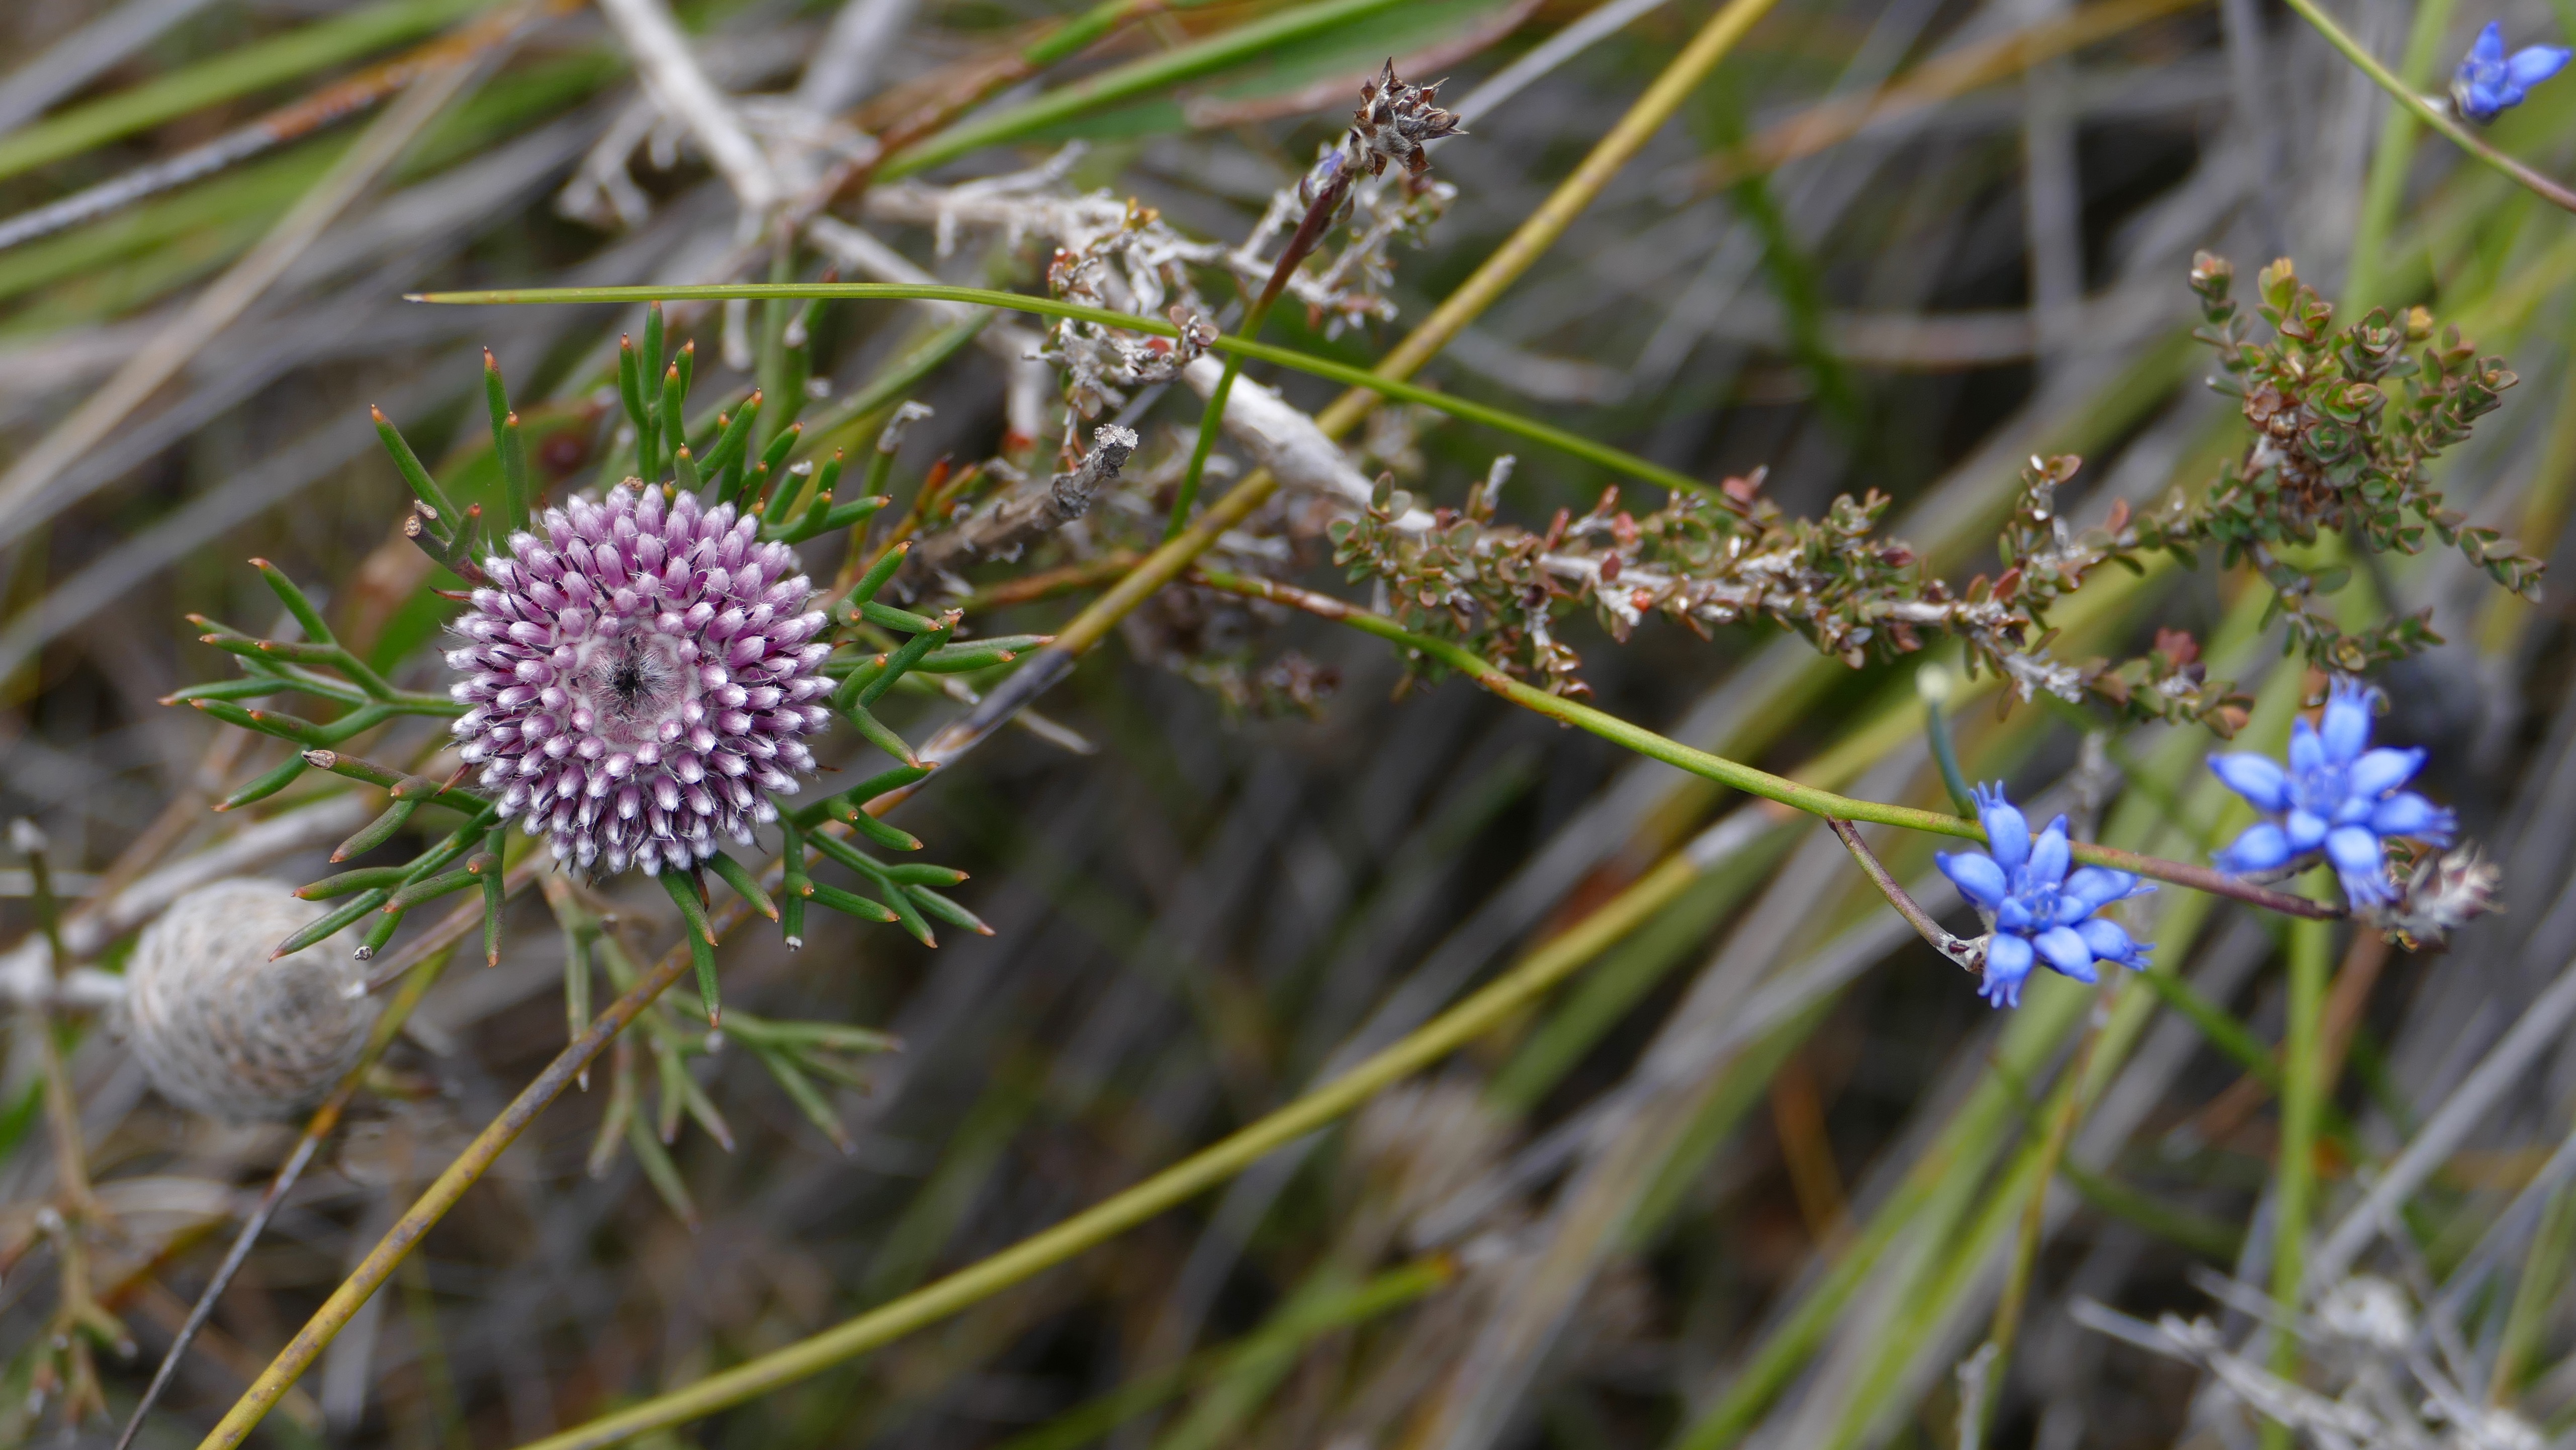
{"left": 1921, "top": 668, "right": 1977, "bottom": 814}
{"left": 1189, "top": 567, "right": 2341, "bottom": 920}
{"left": 2277, "top": 0, "right": 2576, "bottom": 214}
{"left": 2493, "top": 1183, "right": 2576, "bottom": 1400}
{"left": 409, "top": 282, "right": 1731, "bottom": 506}
{"left": 1171, "top": 339, "right": 1257, "bottom": 540}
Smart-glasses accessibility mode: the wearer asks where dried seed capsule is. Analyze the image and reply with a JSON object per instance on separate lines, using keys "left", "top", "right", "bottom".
{"left": 123, "top": 879, "right": 377, "bottom": 1122}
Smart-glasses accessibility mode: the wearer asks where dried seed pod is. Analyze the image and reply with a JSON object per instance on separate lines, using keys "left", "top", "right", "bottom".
{"left": 124, "top": 879, "right": 376, "bottom": 1122}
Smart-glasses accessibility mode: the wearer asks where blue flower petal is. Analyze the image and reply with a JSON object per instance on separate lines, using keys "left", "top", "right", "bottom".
{"left": 1974, "top": 783, "right": 2029, "bottom": 873}
{"left": 2508, "top": 42, "right": 2570, "bottom": 87}
{"left": 2369, "top": 791, "right": 2455, "bottom": 843}
{"left": 2325, "top": 823, "right": 2385, "bottom": 881}
{"left": 2347, "top": 746, "right": 2423, "bottom": 800}
{"left": 2321, "top": 679, "right": 2373, "bottom": 765}
{"left": 1981, "top": 932, "right": 2034, "bottom": 1008}
{"left": 2033, "top": 925, "right": 2097, "bottom": 980}
{"left": 2062, "top": 865, "right": 2147, "bottom": 916}
{"left": 2076, "top": 917, "right": 2151, "bottom": 970}
{"left": 2473, "top": 20, "right": 2507, "bottom": 64}
{"left": 2288, "top": 718, "right": 2325, "bottom": 778}
{"left": 2285, "top": 808, "right": 2329, "bottom": 853}
{"left": 1938, "top": 850, "right": 2010, "bottom": 909}
{"left": 2026, "top": 817, "right": 2072, "bottom": 890}
{"left": 2209, "top": 753, "right": 2292, "bottom": 812}
{"left": 1996, "top": 898, "right": 2035, "bottom": 934}
{"left": 2333, "top": 831, "right": 2400, "bottom": 907}
{"left": 2215, "top": 822, "right": 2291, "bottom": 874}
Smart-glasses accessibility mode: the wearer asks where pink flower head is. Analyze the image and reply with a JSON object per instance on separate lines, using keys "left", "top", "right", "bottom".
{"left": 447, "top": 484, "right": 832, "bottom": 876}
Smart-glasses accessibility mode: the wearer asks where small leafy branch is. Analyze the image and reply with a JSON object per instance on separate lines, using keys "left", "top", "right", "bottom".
{"left": 1325, "top": 455, "right": 2245, "bottom": 730}
{"left": 2137, "top": 252, "right": 2543, "bottom": 672}
{"left": 1322, "top": 252, "right": 2543, "bottom": 734}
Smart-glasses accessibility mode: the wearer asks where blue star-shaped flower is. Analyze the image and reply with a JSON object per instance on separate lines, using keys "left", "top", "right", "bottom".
{"left": 1936, "top": 784, "right": 2153, "bottom": 1009}
{"left": 2208, "top": 678, "right": 2454, "bottom": 908}
{"left": 2453, "top": 21, "right": 2570, "bottom": 124}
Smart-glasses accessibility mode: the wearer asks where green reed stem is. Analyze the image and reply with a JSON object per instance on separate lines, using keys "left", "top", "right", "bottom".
{"left": 411, "top": 282, "right": 1731, "bottom": 506}
{"left": 2341, "top": 0, "right": 2459, "bottom": 313}
{"left": 2265, "top": 907, "right": 2334, "bottom": 1445}
{"left": 1975, "top": 1001, "right": 2103, "bottom": 1441}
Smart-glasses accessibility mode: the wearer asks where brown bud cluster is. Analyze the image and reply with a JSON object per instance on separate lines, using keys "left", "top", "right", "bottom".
{"left": 1351, "top": 60, "right": 1464, "bottom": 178}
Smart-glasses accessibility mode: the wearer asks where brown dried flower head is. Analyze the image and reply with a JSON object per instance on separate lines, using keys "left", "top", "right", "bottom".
{"left": 1352, "top": 60, "right": 1464, "bottom": 177}
{"left": 2369, "top": 844, "right": 2503, "bottom": 949}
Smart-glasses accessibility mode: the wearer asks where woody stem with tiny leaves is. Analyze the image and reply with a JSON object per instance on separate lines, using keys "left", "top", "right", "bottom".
{"left": 1186, "top": 566, "right": 2342, "bottom": 920}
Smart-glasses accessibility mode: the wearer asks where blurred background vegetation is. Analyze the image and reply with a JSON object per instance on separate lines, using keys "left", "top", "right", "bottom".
{"left": 4, "top": 0, "right": 2576, "bottom": 1447}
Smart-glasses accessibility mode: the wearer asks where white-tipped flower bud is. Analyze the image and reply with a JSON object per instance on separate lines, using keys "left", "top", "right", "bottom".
{"left": 124, "top": 879, "right": 376, "bottom": 1122}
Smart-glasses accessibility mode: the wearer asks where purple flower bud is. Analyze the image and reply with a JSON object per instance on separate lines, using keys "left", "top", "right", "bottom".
{"left": 447, "top": 485, "right": 829, "bottom": 877}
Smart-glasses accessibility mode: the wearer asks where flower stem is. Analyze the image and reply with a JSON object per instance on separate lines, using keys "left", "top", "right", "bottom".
{"left": 1188, "top": 567, "right": 2344, "bottom": 921}
{"left": 488, "top": 832, "right": 1704, "bottom": 1450}
{"left": 2275, "top": 0, "right": 2576, "bottom": 214}
{"left": 1824, "top": 818, "right": 1981, "bottom": 972}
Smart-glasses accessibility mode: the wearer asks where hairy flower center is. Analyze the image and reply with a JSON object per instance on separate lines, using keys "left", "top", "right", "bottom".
{"left": 570, "top": 629, "right": 696, "bottom": 751}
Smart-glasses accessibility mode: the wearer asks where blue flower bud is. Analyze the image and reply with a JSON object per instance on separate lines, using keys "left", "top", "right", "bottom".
{"left": 2454, "top": 21, "right": 2571, "bottom": 125}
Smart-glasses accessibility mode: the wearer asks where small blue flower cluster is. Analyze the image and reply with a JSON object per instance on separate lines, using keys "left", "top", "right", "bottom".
{"left": 2454, "top": 21, "right": 2571, "bottom": 125}
{"left": 2208, "top": 678, "right": 2453, "bottom": 908}
{"left": 1936, "top": 786, "right": 2153, "bottom": 1009}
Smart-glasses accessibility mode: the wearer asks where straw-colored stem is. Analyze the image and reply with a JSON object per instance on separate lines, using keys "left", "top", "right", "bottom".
{"left": 504, "top": 843, "right": 1698, "bottom": 1450}
{"left": 115, "top": 935, "right": 463, "bottom": 1450}
{"left": 192, "top": 893, "right": 738, "bottom": 1450}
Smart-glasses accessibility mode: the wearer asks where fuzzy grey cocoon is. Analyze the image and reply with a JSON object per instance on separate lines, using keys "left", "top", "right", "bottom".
{"left": 124, "top": 878, "right": 375, "bottom": 1122}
